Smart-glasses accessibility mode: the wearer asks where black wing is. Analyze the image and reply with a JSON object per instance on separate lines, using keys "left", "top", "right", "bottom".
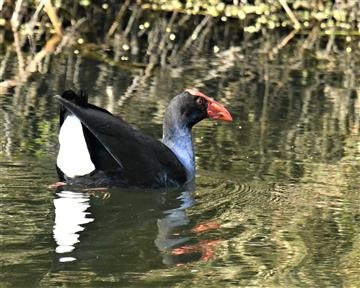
{"left": 55, "top": 92, "right": 186, "bottom": 186}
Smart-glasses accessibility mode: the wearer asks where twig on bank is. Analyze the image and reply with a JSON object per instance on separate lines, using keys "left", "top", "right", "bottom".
{"left": 196, "top": 18, "right": 213, "bottom": 51}
{"left": 44, "top": 0, "right": 63, "bottom": 35}
{"left": 159, "top": 12, "right": 178, "bottom": 66}
{"left": 124, "top": 6, "right": 141, "bottom": 37}
{"left": 118, "top": 11, "right": 179, "bottom": 106}
{"left": 10, "top": 0, "right": 23, "bottom": 30}
{"left": 27, "top": 0, "right": 45, "bottom": 32}
{"left": 325, "top": 31, "right": 335, "bottom": 54}
{"left": 106, "top": 0, "right": 131, "bottom": 39}
{"left": 55, "top": 17, "right": 86, "bottom": 54}
{"left": 0, "top": 0, "right": 64, "bottom": 94}
{"left": 0, "top": 47, "right": 11, "bottom": 80}
{"left": 301, "top": 24, "right": 320, "bottom": 50}
{"left": 278, "top": 0, "right": 301, "bottom": 30}
{"left": 28, "top": 34, "right": 62, "bottom": 72}
{"left": 182, "top": 15, "right": 211, "bottom": 52}
{"left": 0, "top": 33, "right": 62, "bottom": 94}
{"left": 11, "top": 0, "right": 26, "bottom": 81}
{"left": 269, "top": 29, "right": 298, "bottom": 58}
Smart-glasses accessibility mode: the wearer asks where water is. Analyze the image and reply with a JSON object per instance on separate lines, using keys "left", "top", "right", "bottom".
{"left": 1, "top": 47, "right": 359, "bottom": 287}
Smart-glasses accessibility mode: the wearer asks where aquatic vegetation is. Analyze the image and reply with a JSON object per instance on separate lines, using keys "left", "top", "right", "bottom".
{"left": 1, "top": 0, "right": 359, "bottom": 95}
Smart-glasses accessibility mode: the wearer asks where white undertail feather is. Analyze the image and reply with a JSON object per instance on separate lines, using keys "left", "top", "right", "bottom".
{"left": 57, "top": 115, "right": 95, "bottom": 178}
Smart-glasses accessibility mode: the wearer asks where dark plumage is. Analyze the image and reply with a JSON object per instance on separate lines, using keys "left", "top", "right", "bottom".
{"left": 55, "top": 89, "right": 232, "bottom": 188}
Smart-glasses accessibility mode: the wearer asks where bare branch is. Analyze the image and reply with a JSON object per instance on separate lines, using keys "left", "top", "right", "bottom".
{"left": 278, "top": 0, "right": 301, "bottom": 30}
{"left": 44, "top": 0, "right": 63, "bottom": 35}
{"left": 182, "top": 15, "right": 211, "bottom": 52}
{"left": 106, "top": 0, "right": 131, "bottom": 39}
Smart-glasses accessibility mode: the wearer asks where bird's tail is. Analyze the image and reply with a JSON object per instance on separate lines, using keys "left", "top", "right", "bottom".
{"left": 60, "top": 90, "right": 88, "bottom": 107}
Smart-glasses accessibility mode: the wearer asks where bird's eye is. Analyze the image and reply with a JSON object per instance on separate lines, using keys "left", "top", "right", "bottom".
{"left": 196, "top": 97, "right": 205, "bottom": 105}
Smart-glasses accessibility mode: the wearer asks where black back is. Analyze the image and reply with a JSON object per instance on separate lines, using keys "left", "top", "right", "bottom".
{"left": 56, "top": 90, "right": 187, "bottom": 187}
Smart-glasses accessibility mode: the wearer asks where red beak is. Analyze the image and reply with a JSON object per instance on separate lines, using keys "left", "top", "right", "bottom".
{"left": 185, "top": 88, "right": 233, "bottom": 122}
{"left": 207, "top": 99, "right": 233, "bottom": 122}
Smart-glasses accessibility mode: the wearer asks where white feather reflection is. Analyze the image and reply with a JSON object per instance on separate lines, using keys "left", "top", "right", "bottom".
{"left": 53, "top": 190, "right": 94, "bottom": 255}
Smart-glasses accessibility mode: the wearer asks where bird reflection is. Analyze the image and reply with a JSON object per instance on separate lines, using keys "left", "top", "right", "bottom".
{"left": 52, "top": 181, "right": 220, "bottom": 267}
{"left": 53, "top": 190, "right": 94, "bottom": 262}
{"left": 155, "top": 183, "right": 195, "bottom": 265}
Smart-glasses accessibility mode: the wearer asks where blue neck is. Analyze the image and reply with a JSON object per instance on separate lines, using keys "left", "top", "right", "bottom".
{"left": 162, "top": 125, "right": 195, "bottom": 181}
